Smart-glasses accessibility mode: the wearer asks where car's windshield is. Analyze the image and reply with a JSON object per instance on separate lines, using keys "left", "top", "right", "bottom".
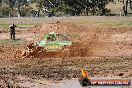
{"left": 47, "top": 34, "right": 56, "bottom": 41}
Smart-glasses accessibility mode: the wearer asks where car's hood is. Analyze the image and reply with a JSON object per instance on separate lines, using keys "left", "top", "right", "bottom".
{"left": 35, "top": 40, "right": 46, "bottom": 47}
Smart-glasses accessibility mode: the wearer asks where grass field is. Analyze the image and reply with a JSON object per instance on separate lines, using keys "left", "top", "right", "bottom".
{"left": 0, "top": 39, "right": 26, "bottom": 45}
{"left": 1, "top": 16, "right": 132, "bottom": 29}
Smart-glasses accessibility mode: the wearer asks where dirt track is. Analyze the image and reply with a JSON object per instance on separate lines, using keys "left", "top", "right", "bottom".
{"left": 0, "top": 21, "right": 132, "bottom": 87}
{"left": 0, "top": 22, "right": 132, "bottom": 58}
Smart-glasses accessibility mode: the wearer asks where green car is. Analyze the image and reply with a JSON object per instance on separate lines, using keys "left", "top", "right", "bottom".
{"left": 34, "top": 32, "right": 72, "bottom": 51}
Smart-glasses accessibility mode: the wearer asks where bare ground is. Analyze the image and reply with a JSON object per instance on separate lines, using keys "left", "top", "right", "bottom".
{"left": 0, "top": 21, "right": 131, "bottom": 87}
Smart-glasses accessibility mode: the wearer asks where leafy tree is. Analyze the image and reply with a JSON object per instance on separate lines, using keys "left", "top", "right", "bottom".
{"left": 2, "top": 0, "right": 129, "bottom": 17}
{"left": 122, "top": 0, "right": 129, "bottom": 15}
{"left": 118, "top": 0, "right": 132, "bottom": 16}
{"left": 63, "top": 0, "right": 114, "bottom": 16}
{"left": 20, "top": 6, "right": 33, "bottom": 16}
{"left": 62, "top": 0, "right": 83, "bottom": 15}
{"left": 96, "top": 0, "right": 114, "bottom": 15}
{"left": 15, "top": 0, "right": 29, "bottom": 17}
{"left": 3, "top": 0, "right": 29, "bottom": 17}
{"left": 130, "top": 0, "right": 132, "bottom": 10}
{"left": 0, "top": 0, "right": 1, "bottom": 2}
{"left": 0, "top": 4, "right": 14, "bottom": 17}
{"left": 31, "top": 0, "right": 57, "bottom": 17}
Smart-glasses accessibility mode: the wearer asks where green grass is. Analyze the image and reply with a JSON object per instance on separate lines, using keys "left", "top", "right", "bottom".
{"left": 0, "top": 24, "right": 34, "bottom": 29}
{"left": 78, "top": 20, "right": 132, "bottom": 27}
{"left": 111, "top": 21, "right": 132, "bottom": 27}
{"left": 1, "top": 16, "right": 132, "bottom": 29}
{"left": 0, "top": 39, "right": 27, "bottom": 46}
{"left": 0, "top": 24, "right": 9, "bottom": 29}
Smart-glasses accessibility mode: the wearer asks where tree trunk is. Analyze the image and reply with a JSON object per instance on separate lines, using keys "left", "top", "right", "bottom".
{"left": 129, "top": 0, "right": 132, "bottom": 11}
{"left": 101, "top": 7, "right": 105, "bottom": 16}
{"left": 86, "top": 7, "right": 89, "bottom": 16}
{"left": 123, "top": 0, "right": 129, "bottom": 15}
{"left": 17, "top": 0, "right": 20, "bottom": 18}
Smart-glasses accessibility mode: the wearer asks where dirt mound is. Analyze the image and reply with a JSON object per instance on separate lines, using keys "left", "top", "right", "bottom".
{"left": 0, "top": 30, "right": 8, "bottom": 33}
{"left": 19, "top": 21, "right": 132, "bottom": 58}
{"left": 20, "top": 42, "right": 92, "bottom": 58}
{"left": 30, "top": 21, "right": 124, "bottom": 44}
{"left": 29, "top": 22, "right": 86, "bottom": 42}
{"left": 0, "top": 21, "right": 128, "bottom": 59}
{"left": 20, "top": 22, "right": 96, "bottom": 58}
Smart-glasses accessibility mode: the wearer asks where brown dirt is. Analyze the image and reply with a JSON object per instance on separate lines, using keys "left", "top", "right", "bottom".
{"left": 20, "top": 21, "right": 132, "bottom": 58}
{"left": 0, "top": 21, "right": 132, "bottom": 58}
{"left": 0, "top": 22, "right": 131, "bottom": 86}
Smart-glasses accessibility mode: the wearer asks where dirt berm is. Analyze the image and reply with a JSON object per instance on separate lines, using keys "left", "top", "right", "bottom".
{"left": 19, "top": 21, "right": 132, "bottom": 58}
{"left": 21, "top": 21, "right": 99, "bottom": 58}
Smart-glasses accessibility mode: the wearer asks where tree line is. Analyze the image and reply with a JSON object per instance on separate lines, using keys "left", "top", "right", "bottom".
{"left": 0, "top": 0, "right": 132, "bottom": 17}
